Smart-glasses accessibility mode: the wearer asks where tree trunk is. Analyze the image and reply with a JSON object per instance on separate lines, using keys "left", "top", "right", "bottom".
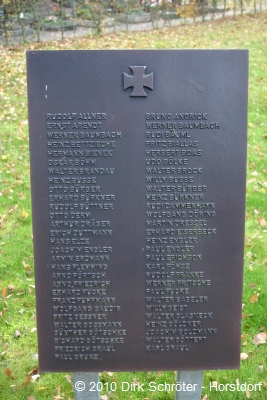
{"left": 3, "top": 8, "right": 10, "bottom": 46}
{"left": 32, "top": 0, "right": 41, "bottom": 42}
{"left": 59, "top": 0, "right": 64, "bottom": 41}
{"left": 71, "top": 0, "right": 77, "bottom": 17}
{"left": 14, "top": 0, "right": 27, "bottom": 44}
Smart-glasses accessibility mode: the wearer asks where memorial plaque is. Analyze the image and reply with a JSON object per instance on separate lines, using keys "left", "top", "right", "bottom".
{"left": 27, "top": 50, "right": 248, "bottom": 372}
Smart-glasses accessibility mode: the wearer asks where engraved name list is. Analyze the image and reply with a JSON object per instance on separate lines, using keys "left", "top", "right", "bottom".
{"left": 47, "top": 112, "right": 126, "bottom": 362}
{"left": 144, "top": 112, "right": 219, "bottom": 352}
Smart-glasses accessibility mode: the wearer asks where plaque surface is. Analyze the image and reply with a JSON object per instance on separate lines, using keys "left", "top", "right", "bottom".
{"left": 27, "top": 50, "right": 248, "bottom": 372}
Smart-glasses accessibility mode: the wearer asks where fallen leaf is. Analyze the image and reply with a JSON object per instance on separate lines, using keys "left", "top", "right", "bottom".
{"left": 246, "top": 389, "right": 251, "bottom": 398}
{"left": 258, "top": 365, "right": 264, "bottom": 372}
{"left": 14, "top": 330, "right": 21, "bottom": 338}
{"left": 28, "top": 368, "right": 38, "bottom": 376}
{"left": 253, "top": 332, "right": 267, "bottom": 345}
{"left": 249, "top": 282, "right": 256, "bottom": 289}
{"left": 4, "top": 368, "right": 15, "bottom": 380}
{"left": 250, "top": 294, "right": 259, "bottom": 303}
{"left": 31, "top": 374, "right": 40, "bottom": 381}
{"left": 22, "top": 210, "right": 29, "bottom": 219}
{"left": 18, "top": 376, "right": 31, "bottom": 388}
{"left": 240, "top": 352, "right": 249, "bottom": 360}
{"left": 65, "top": 375, "right": 72, "bottom": 384}
{"left": 27, "top": 397, "right": 35, "bottom": 400}
{"left": 242, "top": 313, "right": 252, "bottom": 319}
{"left": 259, "top": 217, "right": 266, "bottom": 227}
{"left": 2, "top": 287, "right": 7, "bottom": 297}
{"left": 107, "top": 371, "right": 113, "bottom": 376}
{"left": 22, "top": 260, "right": 30, "bottom": 269}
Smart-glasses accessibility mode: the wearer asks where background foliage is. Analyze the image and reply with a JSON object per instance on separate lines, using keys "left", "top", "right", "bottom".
{"left": 0, "top": 0, "right": 267, "bottom": 44}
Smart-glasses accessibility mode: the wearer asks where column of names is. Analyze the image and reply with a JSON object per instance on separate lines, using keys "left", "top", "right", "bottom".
{"left": 144, "top": 112, "right": 219, "bottom": 352}
{"left": 46, "top": 112, "right": 126, "bottom": 361}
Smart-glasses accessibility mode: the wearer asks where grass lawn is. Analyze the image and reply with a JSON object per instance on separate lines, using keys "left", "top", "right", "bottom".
{"left": 0, "top": 11, "right": 267, "bottom": 400}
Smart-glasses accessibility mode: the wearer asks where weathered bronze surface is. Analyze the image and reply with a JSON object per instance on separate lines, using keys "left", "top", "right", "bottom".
{"left": 27, "top": 50, "right": 248, "bottom": 372}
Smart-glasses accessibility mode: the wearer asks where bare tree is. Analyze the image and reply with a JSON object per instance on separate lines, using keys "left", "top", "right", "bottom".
{"left": 71, "top": 0, "right": 77, "bottom": 17}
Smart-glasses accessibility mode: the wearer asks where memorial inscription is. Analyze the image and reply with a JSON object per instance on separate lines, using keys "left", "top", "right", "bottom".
{"left": 27, "top": 50, "right": 248, "bottom": 372}
{"left": 144, "top": 112, "right": 219, "bottom": 353}
{"left": 47, "top": 112, "right": 125, "bottom": 363}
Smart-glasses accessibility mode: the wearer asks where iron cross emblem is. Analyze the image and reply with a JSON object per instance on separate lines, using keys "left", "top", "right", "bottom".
{"left": 123, "top": 66, "right": 153, "bottom": 97}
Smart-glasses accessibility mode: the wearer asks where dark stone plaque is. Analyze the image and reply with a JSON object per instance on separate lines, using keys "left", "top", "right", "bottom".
{"left": 27, "top": 50, "right": 248, "bottom": 372}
